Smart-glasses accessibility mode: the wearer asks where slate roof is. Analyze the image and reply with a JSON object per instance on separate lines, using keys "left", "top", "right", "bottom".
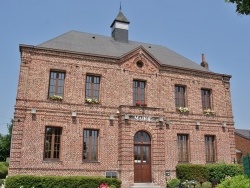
{"left": 235, "top": 129, "right": 250, "bottom": 140}
{"left": 38, "top": 30, "right": 209, "bottom": 72}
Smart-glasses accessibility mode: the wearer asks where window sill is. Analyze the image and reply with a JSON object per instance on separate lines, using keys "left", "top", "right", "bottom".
{"left": 135, "top": 104, "right": 147, "bottom": 107}
{"left": 85, "top": 102, "right": 100, "bottom": 105}
{"left": 43, "top": 159, "right": 62, "bottom": 163}
{"left": 82, "top": 161, "right": 100, "bottom": 164}
{"left": 48, "top": 99, "right": 63, "bottom": 102}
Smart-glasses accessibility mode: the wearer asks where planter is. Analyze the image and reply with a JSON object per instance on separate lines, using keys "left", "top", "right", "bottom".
{"left": 49, "top": 95, "right": 63, "bottom": 101}
{"left": 177, "top": 107, "right": 189, "bottom": 113}
{"left": 85, "top": 98, "right": 99, "bottom": 104}
{"left": 203, "top": 108, "right": 215, "bottom": 115}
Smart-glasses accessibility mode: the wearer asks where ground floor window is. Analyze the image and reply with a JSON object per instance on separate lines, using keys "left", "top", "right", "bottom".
{"left": 205, "top": 135, "right": 216, "bottom": 162}
{"left": 177, "top": 134, "right": 189, "bottom": 162}
{"left": 83, "top": 129, "right": 99, "bottom": 161}
{"left": 44, "top": 126, "right": 62, "bottom": 160}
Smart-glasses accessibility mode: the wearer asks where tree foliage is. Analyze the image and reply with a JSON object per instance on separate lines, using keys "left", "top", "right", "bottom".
{"left": 226, "top": 0, "right": 250, "bottom": 15}
{"left": 0, "top": 119, "right": 13, "bottom": 162}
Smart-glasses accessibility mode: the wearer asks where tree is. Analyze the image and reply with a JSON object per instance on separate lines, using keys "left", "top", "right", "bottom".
{"left": 0, "top": 119, "right": 13, "bottom": 162}
{"left": 226, "top": 0, "right": 250, "bottom": 15}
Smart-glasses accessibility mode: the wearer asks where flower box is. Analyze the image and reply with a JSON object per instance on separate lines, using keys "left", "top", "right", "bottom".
{"left": 85, "top": 98, "right": 99, "bottom": 104}
{"left": 203, "top": 108, "right": 215, "bottom": 115}
{"left": 177, "top": 107, "right": 189, "bottom": 113}
{"left": 49, "top": 95, "right": 63, "bottom": 101}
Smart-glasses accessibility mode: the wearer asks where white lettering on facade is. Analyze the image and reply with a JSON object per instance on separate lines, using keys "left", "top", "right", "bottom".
{"left": 134, "top": 116, "right": 151, "bottom": 122}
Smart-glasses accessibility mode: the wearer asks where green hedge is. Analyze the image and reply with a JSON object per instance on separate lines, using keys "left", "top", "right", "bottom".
{"left": 0, "top": 162, "right": 8, "bottom": 179}
{"left": 207, "top": 163, "right": 243, "bottom": 183}
{"left": 176, "top": 163, "right": 243, "bottom": 183}
{"left": 5, "top": 175, "right": 122, "bottom": 188}
{"left": 176, "top": 164, "right": 209, "bottom": 182}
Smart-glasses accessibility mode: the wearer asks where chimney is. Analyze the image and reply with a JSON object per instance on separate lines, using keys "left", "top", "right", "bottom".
{"left": 110, "top": 10, "right": 130, "bottom": 43}
{"left": 200, "top": 53, "right": 209, "bottom": 69}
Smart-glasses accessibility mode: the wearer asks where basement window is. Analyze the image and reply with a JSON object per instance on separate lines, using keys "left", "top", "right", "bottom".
{"left": 105, "top": 171, "right": 118, "bottom": 178}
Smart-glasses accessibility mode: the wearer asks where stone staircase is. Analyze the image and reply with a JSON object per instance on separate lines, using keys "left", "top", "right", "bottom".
{"left": 131, "top": 183, "right": 161, "bottom": 188}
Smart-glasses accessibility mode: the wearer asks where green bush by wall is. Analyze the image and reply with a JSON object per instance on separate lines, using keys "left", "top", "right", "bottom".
{"left": 176, "top": 164, "right": 209, "bottom": 182}
{"left": 0, "top": 162, "right": 8, "bottom": 179}
{"left": 206, "top": 163, "right": 243, "bottom": 183}
{"left": 176, "top": 163, "right": 243, "bottom": 183}
{"left": 216, "top": 175, "right": 250, "bottom": 188}
{"left": 5, "top": 175, "right": 122, "bottom": 188}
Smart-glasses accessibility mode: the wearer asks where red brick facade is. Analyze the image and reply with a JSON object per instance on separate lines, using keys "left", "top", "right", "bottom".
{"left": 235, "top": 131, "right": 250, "bottom": 163}
{"left": 9, "top": 42, "right": 235, "bottom": 187}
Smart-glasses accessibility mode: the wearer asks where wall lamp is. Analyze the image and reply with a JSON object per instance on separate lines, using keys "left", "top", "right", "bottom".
{"left": 109, "top": 114, "right": 114, "bottom": 126}
{"left": 222, "top": 122, "right": 226, "bottom": 131}
{"left": 31, "top": 108, "right": 36, "bottom": 114}
{"left": 124, "top": 114, "right": 129, "bottom": 125}
{"left": 196, "top": 122, "right": 200, "bottom": 130}
{"left": 72, "top": 112, "right": 77, "bottom": 124}
{"left": 165, "top": 119, "right": 171, "bottom": 129}
{"left": 159, "top": 117, "right": 164, "bottom": 129}
{"left": 31, "top": 108, "right": 36, "bottom": 121}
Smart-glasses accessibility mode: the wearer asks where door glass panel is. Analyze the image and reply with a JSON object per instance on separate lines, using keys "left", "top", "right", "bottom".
{"left": 142, "top": 146, "right": 149, "bottom": 163}
{"left": 134, "top": 146, "right": 141, "bottom": 163}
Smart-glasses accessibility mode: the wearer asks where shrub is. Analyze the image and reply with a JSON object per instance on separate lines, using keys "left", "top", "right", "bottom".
{"left": 176, "top": 163, "right": 243, "bottom": 184}
{"left": 0, "top": 179, "right": 4, "bottom": 186}
{"left": 206, "top": 163, "right": 243, "bottom": 183}
{"left": 176, "top": 164, "right": 209, "bottom": 182}
{"left": 109, "top": 185, "right": 116, "bottom": 188}
{"left": 0, "top": 162, "right": 8, "bottom": 179}
{"left": 195, "top": 181, "right": 212, "bottom": 188}
{"left": 5, "top": 175, "right": 122, "bottom": 188}
{"left": 217, "top": 175, "right": 250, "bottom": 188}
{"left": 167, "top": 178, "right": 180, "bottom": 188}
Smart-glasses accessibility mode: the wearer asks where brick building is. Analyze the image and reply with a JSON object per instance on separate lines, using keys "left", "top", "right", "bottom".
{"left": 9, "top": 10, "right": 236, "bottom": 188}
{"left": 235, "top": 129, "right": 250, "bottom": 163}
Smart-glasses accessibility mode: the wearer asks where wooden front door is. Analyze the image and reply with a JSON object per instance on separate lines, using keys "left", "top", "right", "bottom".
{"left": 134, "top": 131, "right": 151, "bottom": 182}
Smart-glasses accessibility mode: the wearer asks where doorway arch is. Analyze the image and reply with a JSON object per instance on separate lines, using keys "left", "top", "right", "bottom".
{"left": 134, "top": 131, "right": 152, "bottom": 182}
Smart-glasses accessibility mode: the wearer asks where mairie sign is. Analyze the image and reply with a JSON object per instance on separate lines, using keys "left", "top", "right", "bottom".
{"left": 128, "top": 115, "right": 160, "bottom": 122}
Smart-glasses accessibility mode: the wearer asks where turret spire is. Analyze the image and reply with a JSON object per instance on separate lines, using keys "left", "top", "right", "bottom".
{"left": 110, "top": 7, "right": 130, "bottom": 43}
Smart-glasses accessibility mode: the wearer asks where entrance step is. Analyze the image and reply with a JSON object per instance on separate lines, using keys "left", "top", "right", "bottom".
{"left": 131, "top": 183, "right": 161, "bottom": 188}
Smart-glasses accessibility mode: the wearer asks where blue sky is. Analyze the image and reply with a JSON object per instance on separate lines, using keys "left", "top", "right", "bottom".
{"left": 0, "top": 1, "right": 249, "bottom": 134}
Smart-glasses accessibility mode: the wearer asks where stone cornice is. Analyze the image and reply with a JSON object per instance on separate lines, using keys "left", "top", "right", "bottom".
{"left": 19, "top": 44, "right": 232, "bottom": 82}
{"left": 19, "top": 44, "right": 118, "bottom": 64}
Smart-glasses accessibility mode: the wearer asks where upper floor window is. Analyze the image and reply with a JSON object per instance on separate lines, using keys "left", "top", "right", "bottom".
{"left": 177, "top": 134, "right": 189, "bottom": 162}
{"left": 205, "top": 135, "right": 216, "bottom": 162}
{"left": 83, "top": 129, "right": 99, "bottom": 161}
{"left": 85, "top": 75, "right": 100, "bottom": 101}
{"left": 44, "top": 126, "right": 62, "bottom": 160}
{"left": 201, "top": 89, "right": 211, "bottom": 109}
{"left": 133, "top": 80, "right": 146, "bottom": 105}
{"left": 48, "top": 71, "right": 65, "bottom": 98}
{"left": 175, "top": 85, "right": 186, "bottom": 107}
